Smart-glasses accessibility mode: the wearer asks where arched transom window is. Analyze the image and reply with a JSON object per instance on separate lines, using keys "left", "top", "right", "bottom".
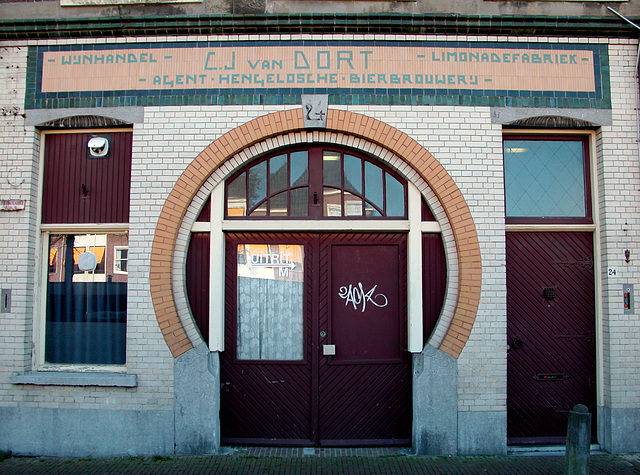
{"left": 225, "top": 147, "right": 407, "bottom": 219}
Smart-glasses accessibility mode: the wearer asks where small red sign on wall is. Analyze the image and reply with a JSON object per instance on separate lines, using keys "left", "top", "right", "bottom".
{"left": 0, "top": 200, "right": 25, "bottom": 211}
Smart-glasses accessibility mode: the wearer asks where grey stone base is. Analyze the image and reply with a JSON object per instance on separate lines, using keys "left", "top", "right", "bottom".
{"left": 412, "top": 345, "right": 507, "bottom": 456}
{"left": 599, "top": 405, "right": 640, "bottom": 453}
{"left": 458, "top": 411, "right": 507, "bottom": 455}
{"left": 174, "top": 343, "right": 220, "bottom": 455}
{"left": 0, "top": 406, "right": 173, "bottom": 457}
{"left": 0, "top": 345, "right": 221, "bottom": 457}
{"left": 412, "top": 345, "right": 458, "bottom": 455}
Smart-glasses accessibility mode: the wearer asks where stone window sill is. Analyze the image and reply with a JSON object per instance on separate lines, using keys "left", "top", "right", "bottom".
{"left": 11, "top": 371, "right": 137, "bottom": 388}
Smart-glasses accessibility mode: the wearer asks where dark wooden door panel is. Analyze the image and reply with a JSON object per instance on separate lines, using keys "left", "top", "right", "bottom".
{"left": 219, "top": 232, "right": 411, "bottom": 446}
{"left": 221, "top": 364, "right": 313, "bottom": 442}
{"left": 318, "top": 233, "right": 411, "bottom": 445}
{"left": 42, "top": 132, "right": 132, "bottom": 224}
{"left": 221, "top": 233, "right": 314, "bottom": 445}
{"left": 422, "top": 234, "right": 447, "bottom": 344}
{"left": 506, "top": 232, "right": 596, "bottom": 444}
{"left": 186, "top": 233, "right": 210, "bottom": 345}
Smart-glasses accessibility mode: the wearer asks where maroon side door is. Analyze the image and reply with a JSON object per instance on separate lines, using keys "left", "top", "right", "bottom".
{"left": 506, "top": 231, "right": 597, "bottom": 444}
{"left": 220, "top": 232, "right": 411, "bottom": 446}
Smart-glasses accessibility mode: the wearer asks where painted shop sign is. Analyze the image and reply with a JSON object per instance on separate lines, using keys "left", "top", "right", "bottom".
{"left": 40, "top": 44, "right": 597, "bottom": 93}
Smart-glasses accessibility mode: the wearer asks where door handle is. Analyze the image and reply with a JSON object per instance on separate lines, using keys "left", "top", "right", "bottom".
{"left": 323, "top": 344, "right": 336, "bottom": 356}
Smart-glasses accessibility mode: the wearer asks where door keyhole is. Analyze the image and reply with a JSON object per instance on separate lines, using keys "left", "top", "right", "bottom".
{"left": 320, "top": 331, "right": 326, "bottom": 338}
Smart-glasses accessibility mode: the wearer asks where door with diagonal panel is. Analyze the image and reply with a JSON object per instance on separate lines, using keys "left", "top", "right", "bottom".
{"left": 219, "top": 232, "right": 411, "bottom": 446}
{"left": 506, "top": 231, "right": 596, "bottom": 444}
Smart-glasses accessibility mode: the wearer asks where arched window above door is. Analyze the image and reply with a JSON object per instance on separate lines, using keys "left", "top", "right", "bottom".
{"left": 225, "top": 147, "right": 407, "bottom": 219}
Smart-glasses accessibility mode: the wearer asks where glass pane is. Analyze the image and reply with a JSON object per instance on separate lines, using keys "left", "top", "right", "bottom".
{"left": 290, "top": 187, "right": 309, "bottom": 217}
{"left": 365, "top": 201, "right": 382, "bottom": 217}
{"left": 227, "top": 172, "right": 246, "bottom": 217}
{"left": 269, "top": 191, "right": 288, "bottom": 217}
{"left": 323, "top": 151, "right": 342, "bottom": 188}
{"left": 249, "top": 202, "right": 267, "bottom": 217}
{"left": 290, "top": 151, "right": 309, "bottom": 187}
{"left": 323, "top": 187, "right": 342, "bottom": 216}
{"left": 364, "top": 161, "right": 384, "bottom": 210}
{"left": 343, "top": 154, "right": 362, "bottom": 195}
{"left": 45, "top": 233, "right": 127, "bottom": 365}
{"left": 247, "top": 160, "right": 267, "bottom": 211}
{"left": 385, "top": 173, "right": 405, "bottom": 217}
{"left": 344, "top": 191, "right": 363, "bottom": 216}
{"left": 504, "top": 139, "right": 586, "bottom": 217}
{"left": 269, "top": 154, "right": 288, "bottom": 195}
{"left": 236, "top": 244, "right": 304, "bottom": 360}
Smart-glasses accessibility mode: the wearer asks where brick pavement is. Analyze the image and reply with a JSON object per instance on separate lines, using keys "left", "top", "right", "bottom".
{"left": 1, "top": 450, "right": 640, "bottom": 474}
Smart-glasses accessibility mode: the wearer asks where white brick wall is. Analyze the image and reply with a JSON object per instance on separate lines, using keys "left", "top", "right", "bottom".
{"left": 598, "top": 43, "right": 640, "bottom": 409}
{"left": 0, "top": 45, "right": 40, "bottom": 402}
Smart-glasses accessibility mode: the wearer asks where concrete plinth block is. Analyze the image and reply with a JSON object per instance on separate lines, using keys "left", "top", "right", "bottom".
{"left": 412, "top": 344, "right": 458, "bottom": 455}
{"left": 174, "top": 342, "right": 220, "bottom": 455}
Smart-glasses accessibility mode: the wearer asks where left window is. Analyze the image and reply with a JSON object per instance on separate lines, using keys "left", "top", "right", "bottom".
{"left": 40, "top": 131, "right": 132, "bottom": 366}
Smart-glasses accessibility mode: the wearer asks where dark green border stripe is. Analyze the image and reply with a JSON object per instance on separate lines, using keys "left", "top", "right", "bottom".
{"left": 3, "top": 13, "right": 640, "bottom": 40}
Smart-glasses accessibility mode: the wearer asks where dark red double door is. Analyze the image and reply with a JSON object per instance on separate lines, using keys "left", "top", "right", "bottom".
{"left": 221, "top": 233, "right": 411, "bottom": 446}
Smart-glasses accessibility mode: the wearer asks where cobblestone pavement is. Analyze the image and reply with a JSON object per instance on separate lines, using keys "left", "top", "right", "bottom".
{"left": 1, "top": 449, "right": 640, "bottom": 475}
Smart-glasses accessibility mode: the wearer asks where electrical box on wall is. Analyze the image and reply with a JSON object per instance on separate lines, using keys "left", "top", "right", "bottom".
{"left": 1, "top": 289, "right": 10, "bottom": 313}
{"left": 624, "top": 284, "right": 634, "bottom": 315}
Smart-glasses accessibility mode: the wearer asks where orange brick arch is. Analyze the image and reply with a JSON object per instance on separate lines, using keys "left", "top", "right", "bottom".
{"left": 150, "top": 108, "right": 481, "bottom": 359}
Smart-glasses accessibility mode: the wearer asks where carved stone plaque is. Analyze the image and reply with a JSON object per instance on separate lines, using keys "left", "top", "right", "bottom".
{"left": 302, "top": 95, "right": 328, "bottom": 129}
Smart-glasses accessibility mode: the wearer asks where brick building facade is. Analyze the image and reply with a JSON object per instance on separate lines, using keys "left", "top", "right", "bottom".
{"left": 1, "top": 0, "right": 640, "bottom": 456}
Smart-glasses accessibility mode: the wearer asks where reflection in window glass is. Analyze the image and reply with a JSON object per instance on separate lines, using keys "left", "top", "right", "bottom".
{"left": 247, "top": 160, "right": 267, "bottom": 211}
{"left": 290, "top": 188, "right": 309, "bottom": 217}
{"left": 323, "top": 151, "right": 341, "bottom": 188}
{"left": 250, "top": 202, "right": 267, "bottom": 217}
{"left": 386, "top": 173, "right": 405, "bottom": 217}
{"left": 46, "top": 233, "right": 127, "bottom": 365}
{"left": 269, "top": 191, "right": 288, "bottom": 217}
{"left": 504, "top": 139, "right": 586, "bottom": 218}
{"left": 269, "top": 154, "right": 288, "bottom": 195}
{"left": 343, "top": 154, "right": 362, "bottom": 195}
{"left": 324, "top": 187, "right": 342, "bottom": 216}
{"left": 365, "top": 201, "right": 381, "bottom": 217}
{"left": 236, "top": 244, "right": 304, "bottom": 360}
{"left": 344, "top": 191, "right": 363, "bottom": 216}
{"left": 114, "top": 247, "right": 128, "bottom": 274}
{"left": 227, "top": 172, "right": 246, "bottom": 217}
{"left": 290, "top": 151, "right": 309, "bottom": 187}
{"left": 365, "top": 161, "right": 384, "bottom": 211}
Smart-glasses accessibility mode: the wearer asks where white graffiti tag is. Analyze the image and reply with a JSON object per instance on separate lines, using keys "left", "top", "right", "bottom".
{"left": 338, "top": 282, "right": 389, "bottom": 313}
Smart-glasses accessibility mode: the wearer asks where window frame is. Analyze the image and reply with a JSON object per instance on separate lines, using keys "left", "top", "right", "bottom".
{"left": 503, "top": 133, "right": 593, "bottom": 225}
{"left": 37, "top": 226, "right": 130, "bottom": 372}
{"left": 34, "top": 128, "right": 132, "bottom": 373}
{"left": 113, "top": 245, "right": 129, "bottom": 275}
{"left": 224, "top": 145, "right": 408, "bottom": 220}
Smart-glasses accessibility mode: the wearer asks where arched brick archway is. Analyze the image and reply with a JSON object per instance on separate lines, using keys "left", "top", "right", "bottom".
{"left": 150, "top": 108, "right": 481, "bottom": 359}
